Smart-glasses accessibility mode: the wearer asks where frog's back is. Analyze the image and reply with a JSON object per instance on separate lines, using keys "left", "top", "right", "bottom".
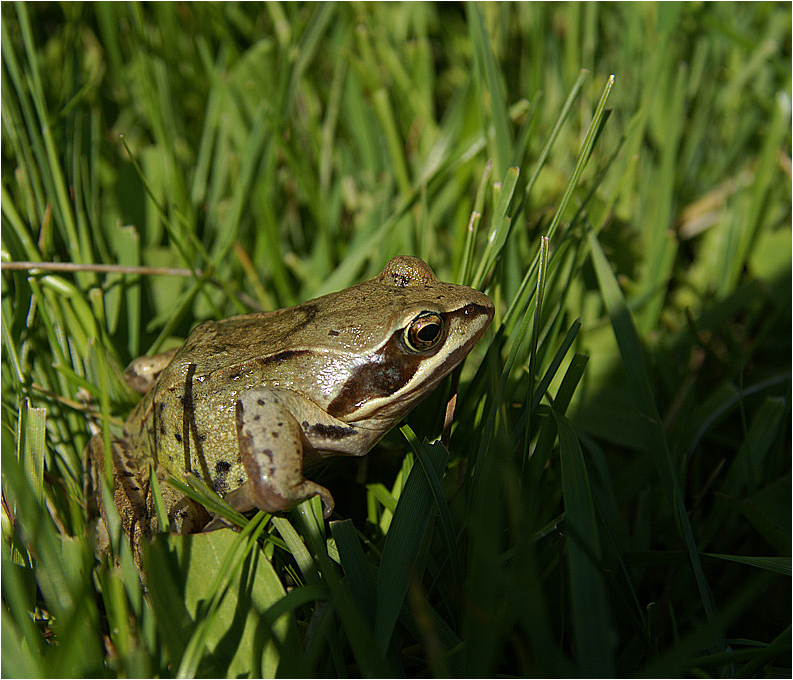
{"left": 124, "top": 359, "right": 250, "bottom": 497}
{"left": 122, "top": 305, "right": 336, "bottom": 496}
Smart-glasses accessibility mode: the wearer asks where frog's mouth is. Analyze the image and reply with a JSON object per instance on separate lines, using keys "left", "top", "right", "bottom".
{"left": 326, "top": 302, "right": 493, "bottom": 424}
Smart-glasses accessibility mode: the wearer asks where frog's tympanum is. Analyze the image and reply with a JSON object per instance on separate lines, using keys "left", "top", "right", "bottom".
{"left": 85, "top": 257, "right": 493, "bottom": 556}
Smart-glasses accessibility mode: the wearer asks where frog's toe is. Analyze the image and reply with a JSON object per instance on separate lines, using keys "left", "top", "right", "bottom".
{"left": 309, "top": 481, "right": 335, "bottom": 519}
{"left": 202, "top": 515, "right": 238, "bottom": 533}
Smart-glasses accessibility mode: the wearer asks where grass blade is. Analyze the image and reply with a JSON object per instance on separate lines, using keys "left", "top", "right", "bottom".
{"left": 467, "top": 3, "right": 512, "bottom": 180}
{"left": 588, "top": 226, "right": 725, "bottom": 652}
{"left": 554, "top": 409, "right": 615, "bottom": 676}
{"left": 331, "top": 520, "right": 377, "bottom": 626}
{"left": 703, "top": 553, "right": 791, "bottom": 576}
{"left": 374, "top": 437, "right": 448, "bottom": 652}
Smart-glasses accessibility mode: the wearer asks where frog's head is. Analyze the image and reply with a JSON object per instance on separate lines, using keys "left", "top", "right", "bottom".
{"left": 323, "top": 257, "right": 494, "bottom": 424}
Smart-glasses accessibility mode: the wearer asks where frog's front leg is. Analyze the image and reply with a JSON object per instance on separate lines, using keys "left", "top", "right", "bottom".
{"left": 224, "top": 388, "right": 362, "bottom": 520}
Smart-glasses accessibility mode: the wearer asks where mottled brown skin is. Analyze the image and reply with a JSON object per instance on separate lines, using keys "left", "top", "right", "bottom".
{"left": 85, "top": 257, "right": 493, "bottom": 556}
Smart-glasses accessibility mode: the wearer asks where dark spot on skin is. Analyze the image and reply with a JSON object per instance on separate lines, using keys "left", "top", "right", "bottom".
{"left": 213, "top": 461, "right": 231, "bottom": 493}
{"left": 235, "top": 400, "right": 247, "bottom": 435}
{"left": 277, "top": 422, "right": 283, "bottom": 427}
{"left": 328, "top": 329, "right": 339, "bottom": 336}
{"left": 253, "top": 414, "right": 261, "bottom": 421}
{"left": 160, "top": 424, "right": 167, "bottom": 436}
{"left": 257, "top": 398, "right": 265, "bottom": 406}
{"left": 306, "top": 422, "right": 357, "bottom": 440}
{"left": 174, "top": 432, "right": 182, "bottom": 443}
{"left": 254, "top": 349, "right": 312, "bottom": 369}
{"left": 154, "top": 402, "right": 166, "bottom": 429}
{"left": 271, "top": 431, "right": 279, "bottom": 438}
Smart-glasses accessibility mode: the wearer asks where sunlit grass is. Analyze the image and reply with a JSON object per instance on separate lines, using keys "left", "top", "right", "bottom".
{"left": 2, "top": 3, "right": 790, "bottom": 677}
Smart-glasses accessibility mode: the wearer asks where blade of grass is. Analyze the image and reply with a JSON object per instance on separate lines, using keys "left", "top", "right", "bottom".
{"left": 311, "top": 540, "right": 396, "bottom": 676}
{"left": 272, "top": 516, "right": 320, "bottom": 585}
{"left": 12, "top": 4, "right": 81, "bottom": 264}
{"left": 554, "top": 408, "right": 615, "bottom": 676}
{"left": 330, "top": 520, "right": 377, "bottom": 626}
{"left": 459, "top": 158, "right": 492, "bottom": 286}
{"left": 642, "top": 573, "right": 774, "bottom": 677}
{"left": 702, "top": 553, "right": 791, "bottom": 576}
{"left": 522, "top": 235, "right": 550, "bottom": 470}
{"left": 718, "top": 92, "right": 790, "bottom": 297}
{"left": 374, "top": 432, "right": 448, "bottom": 652}
{"left": 1, "top": 603, "right": 44, "bottom": 677}
{"left": 471, "top": 165, "right": 519, "bottom": 289}
{"left": 588, "top": 226, "right": 725, "bottom": 652}
{"left": 546, "top": 74, "right": 614, "bottom": 243}
{"left": 516, "top": 69, "right": 589, "bottom": 221}
{"left": 512, "top": 318, "right": 582, "bottom": 444}
{"left": 501, "top": 74, "right": 610, "bottom": 334}
{"left": 403, "top": 428, "right": 462, "bottom": 593}
{"left": 467, "top": 3, "right": 513, "bottom": 180}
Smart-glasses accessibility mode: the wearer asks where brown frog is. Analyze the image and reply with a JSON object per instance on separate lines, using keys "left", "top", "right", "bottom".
{"left": 85, "top": 257, "right": 493, "bottom": 556}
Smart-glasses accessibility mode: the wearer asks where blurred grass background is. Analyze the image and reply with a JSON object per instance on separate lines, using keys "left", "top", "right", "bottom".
{"left": 2, "top": 2, "right": 790, "bottom": 677}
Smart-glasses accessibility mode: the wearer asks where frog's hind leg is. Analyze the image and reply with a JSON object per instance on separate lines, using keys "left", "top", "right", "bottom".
{"left": 84, "top": 433, "right": 209, "bottom": 568}
{"left": 83, "top": 434, "right": 115, "bottom": 557}
{"left": 83, "top": 433, "right": 154, "bottom": 565}
{"left": 223, "top": 389, "right": 335, "bottom": 520}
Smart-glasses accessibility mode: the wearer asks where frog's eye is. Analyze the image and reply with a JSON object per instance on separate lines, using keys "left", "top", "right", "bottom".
{"left": 404, "top": 312, "right": 445, "bottom": 352}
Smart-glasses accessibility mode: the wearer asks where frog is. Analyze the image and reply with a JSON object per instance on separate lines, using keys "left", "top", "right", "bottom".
{"left": 84, "top": 256, "right": 493, "bottom": 559}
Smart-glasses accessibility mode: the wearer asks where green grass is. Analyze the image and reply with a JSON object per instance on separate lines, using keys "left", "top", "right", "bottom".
{"left": 2, "top": 2, "right": 791, "bottom": 677}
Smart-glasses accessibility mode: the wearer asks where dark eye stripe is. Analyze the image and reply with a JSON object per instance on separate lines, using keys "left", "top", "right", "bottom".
{"left": 327, "top": 335, "right": 420, "bottom": 418}
{"left": 326, "top": 302, "right": 492, "bottom": 419}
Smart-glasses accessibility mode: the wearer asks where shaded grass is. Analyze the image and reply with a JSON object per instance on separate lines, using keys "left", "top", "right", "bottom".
{"left": 2, "top": 2, "right": 791, "bottom": 677}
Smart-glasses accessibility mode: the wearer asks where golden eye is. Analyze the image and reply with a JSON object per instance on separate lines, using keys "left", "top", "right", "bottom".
{"left": 405, "top": 312, "right": 444, "bottom": 352}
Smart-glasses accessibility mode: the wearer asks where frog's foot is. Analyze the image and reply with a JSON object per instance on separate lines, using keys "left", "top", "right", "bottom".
{"left": 201, "top": 514, "right": 237, "bottom": 533}
{"left": 229, "top": 390, "right": 335, "bottom": 519}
